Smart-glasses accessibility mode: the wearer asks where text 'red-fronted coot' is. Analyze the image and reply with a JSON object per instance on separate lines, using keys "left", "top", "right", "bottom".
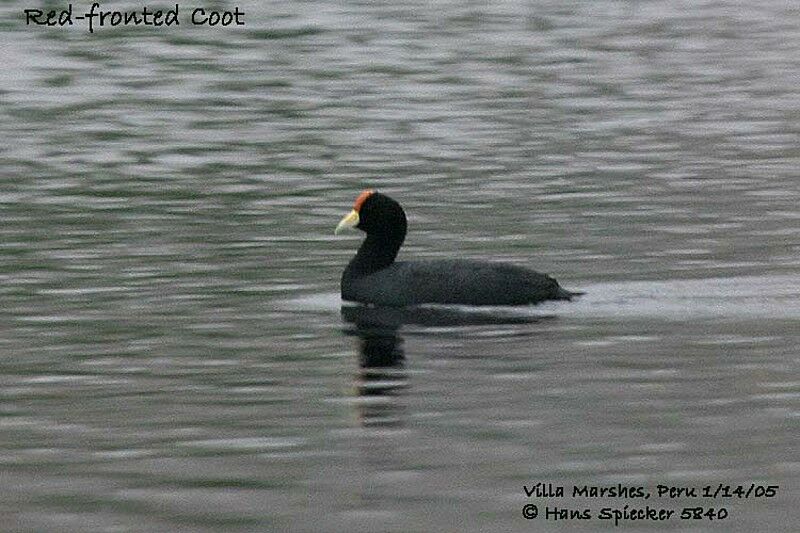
{"left": 335, "top": 190, "right": 579, "bottom": 306}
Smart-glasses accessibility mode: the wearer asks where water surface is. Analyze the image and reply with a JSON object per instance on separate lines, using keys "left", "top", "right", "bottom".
{"left": 1, "top": 0, "right": 799, "bottom": 531}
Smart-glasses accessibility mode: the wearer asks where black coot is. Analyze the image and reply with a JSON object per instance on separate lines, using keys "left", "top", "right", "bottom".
{"left": 335, "top": 190, "right": 579, "bottom": 306}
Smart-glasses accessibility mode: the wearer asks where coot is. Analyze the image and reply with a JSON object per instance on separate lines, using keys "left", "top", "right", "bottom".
{"left": 335, "top": 190, "right": 579, "bottom": 306}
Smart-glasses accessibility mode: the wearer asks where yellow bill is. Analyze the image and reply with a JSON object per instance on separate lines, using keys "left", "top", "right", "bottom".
{"left": 334, "top": 209, "right": 360, "bottom": 235}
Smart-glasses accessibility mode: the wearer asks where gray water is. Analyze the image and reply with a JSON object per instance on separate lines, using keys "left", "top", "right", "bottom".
{"left": 2, "top": 0, "right": 800, "bottom": 531}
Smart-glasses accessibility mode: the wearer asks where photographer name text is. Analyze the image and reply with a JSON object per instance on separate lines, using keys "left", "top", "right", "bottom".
{"left": 521, "top": 482, "right": 780, "bottom": 526}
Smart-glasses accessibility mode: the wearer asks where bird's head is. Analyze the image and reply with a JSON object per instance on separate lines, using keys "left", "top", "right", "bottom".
{"left": 334, "top": 190, "right": 406, "bottom": 237}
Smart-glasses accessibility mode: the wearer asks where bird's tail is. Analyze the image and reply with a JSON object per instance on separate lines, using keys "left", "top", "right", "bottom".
{"left": 555, "top": 287, "right": 585, "bottom": 301}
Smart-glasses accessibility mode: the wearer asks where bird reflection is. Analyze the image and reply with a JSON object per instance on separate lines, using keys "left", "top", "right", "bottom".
{"left": 341, "top": 304, "right": 552, "bottom": 427}
{"left": 342, "top": 306, "right": 407, "bottom": 428}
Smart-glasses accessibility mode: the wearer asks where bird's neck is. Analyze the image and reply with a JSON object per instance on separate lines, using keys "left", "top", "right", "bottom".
{"left": 346, "top": 232, "right": 405, "bottom": 277}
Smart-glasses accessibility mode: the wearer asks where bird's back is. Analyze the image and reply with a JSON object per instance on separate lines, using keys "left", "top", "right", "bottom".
{"left": 342, "top": 259, "right": 564, "bottom": 306}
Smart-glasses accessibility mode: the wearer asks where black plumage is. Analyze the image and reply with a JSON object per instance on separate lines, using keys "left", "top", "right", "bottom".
{"left": 336, "top": 191, "right": 578, "bottom": 306}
